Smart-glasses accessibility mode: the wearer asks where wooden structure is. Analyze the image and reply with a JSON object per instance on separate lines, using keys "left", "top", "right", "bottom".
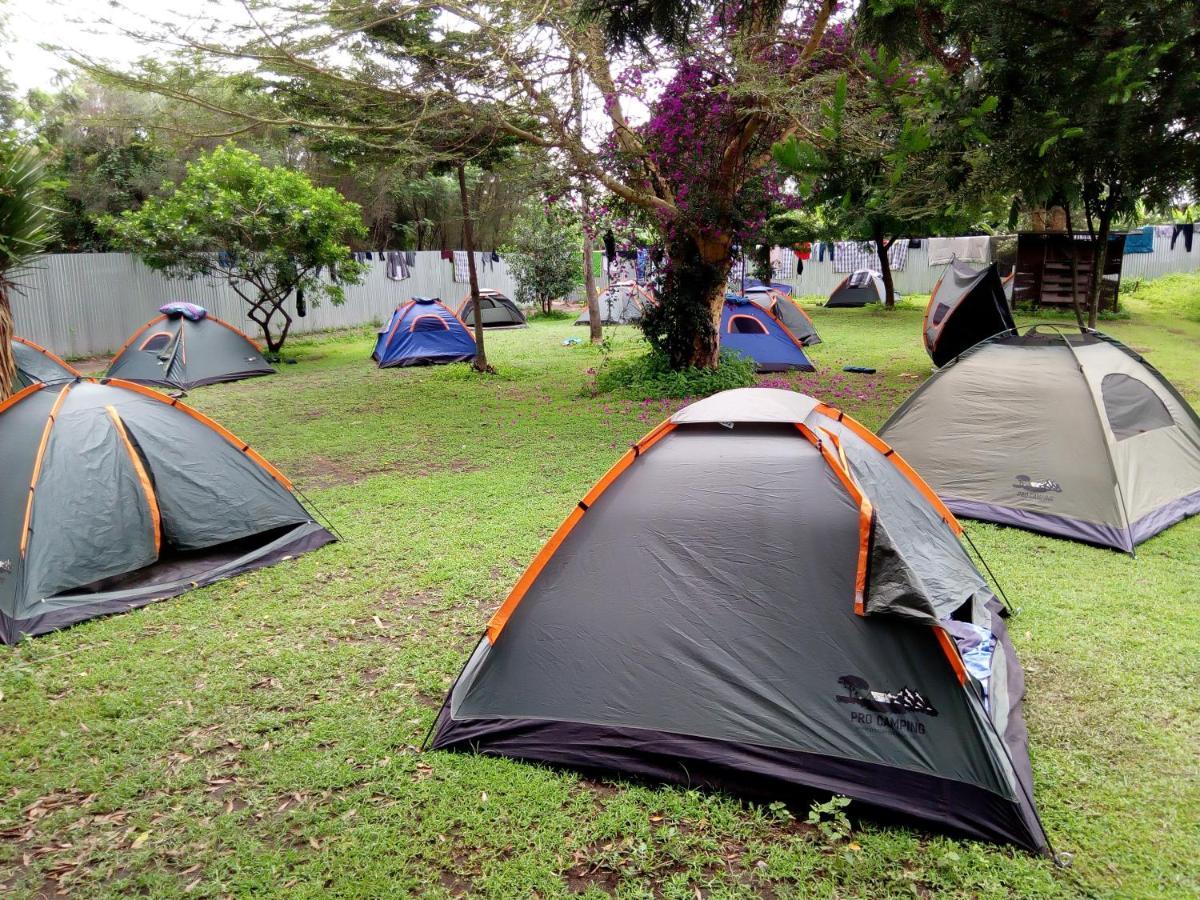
{"left": 1012, "top": 232, "right": 1129, "bottom": 310}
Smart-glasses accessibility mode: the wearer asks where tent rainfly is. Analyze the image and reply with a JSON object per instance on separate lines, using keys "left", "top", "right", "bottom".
{"left": 575, "top": 281, "right": 655, "bottom": 326}
{"left": 12, "top": 337, "right": 79, "bottom": 390}
{"left": 0, "top": 378, "right": 333, "bottom": 643}
{"left": 429, "top": 388, "right": 1049, "bottom": 853}
{"left": 827, "top": 270, "right": 894, "bottom": 307}
{"left": 373, "top": 298, "right": 477, "bottom": 367}
{"left": 721, "top": 297, "right": 816, "bottom": 372}
{"left": 881, "top": 326, "right": 1200, "bottom": 552}
{"left": 108, "top": 309, "right": 275, "bottom": 390}
{"left": 456, "top": 289, "right": 528, "bottom": 329}
{"left": 744, "top": 286, "right": 822, "bottom": 346}
{"left": 924, "top": 261, "right": 1017, "bottom": 366}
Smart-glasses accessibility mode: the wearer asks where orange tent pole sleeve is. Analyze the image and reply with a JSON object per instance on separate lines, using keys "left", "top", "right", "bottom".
{"left": 934, "top": 627, "right": 969, "bottom": 685}
{"left": 101, "top": 378, "right": 294, "bottom": 491}
{"left": 485, "top": 420, "right": 676, "bottom": 644}
{"left": 13, "top": 337, "right": 81, "bottom": 376}
{"left": 19, "top": 385, "right": 72, "bottom": 557}
{"left": 797, "top": 424, "right": 873, "bottom": 615}
{"left": 812, "top": 404, "right": 962, "bottom": 535}
{"left": 0, "top": 382, "right": 45, "bottom": 418}
{"left": 106, "top": 405, "right": 162, "bottom": 555}
{"left": 112, "top": 315, "right": 167, "bottom": 361}
{"left": 210, "top": 315, "right": 266, "bottom": 351}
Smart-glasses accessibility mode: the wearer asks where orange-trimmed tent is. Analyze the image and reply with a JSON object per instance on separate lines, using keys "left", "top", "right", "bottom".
{"left": 429, "top": 387, "right": 1048, "bottom": 853}
{"left": 0, "top": 378, "right": 332, "bottom": 643}
{"left": 11, "top": 337, "right": 80, "bottom": 390}
{"left": 108, "top": 310, "right": 275, "bottom": 390}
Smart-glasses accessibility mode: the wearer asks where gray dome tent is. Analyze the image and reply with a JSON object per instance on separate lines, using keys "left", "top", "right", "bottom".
{"left": 827, "top": 270, "right": 896, "bottom": 307}
{"left": 108, "top": 310, "right": 275, "bottom": 390}
{"left": 881, "top": 327, "right": 1200, "bottom": 552}
{"left": 11, "top": 337, "right": 79, "bottom": 390}
{"left": 0, "top": 378, "right": 333, "bottom": 643}
{"left": 744, "top": 286, "right": 822, "bottom": 346}
{"left": 430, "top": 388, "right": 1048, "bottom": 853}
{"left": 924, "top": 261, "right": 1016, "bottom": 366}
{"left": 575, "top": 281, "right": 655, "bottom": 326}
{"left": 456, "top": 289, "right": 528, "bottom": 329}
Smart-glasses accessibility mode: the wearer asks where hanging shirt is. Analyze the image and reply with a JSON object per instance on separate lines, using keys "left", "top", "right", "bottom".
{"left": 453, "top": 250, "right": 470, "bottom": 283}
{"left": 927, "top": 236, "right": 991, "bottom": 265}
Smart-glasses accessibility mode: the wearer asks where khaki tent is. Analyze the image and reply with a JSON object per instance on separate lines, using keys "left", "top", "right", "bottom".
{"left": 430, "top": 388, "right": 1048, "bottom": 852}
{"left": 456, "top": 289, "right": 528, "bottom": 329}
{"left": 575, "top": 281, "right": 655, "bottom": 326}
{"left": 108, "top": 310, "right": 275, "bottom": 390}
{"left": 881, "top": 327, "right": 1200, "bottom": 552}
{"left": 0, "top": 378, "right": 333, "bottom": 642}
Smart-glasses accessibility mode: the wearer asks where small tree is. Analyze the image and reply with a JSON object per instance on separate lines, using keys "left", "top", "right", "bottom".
{"left": 104, "top": 144, "right": 366, "bottom": 354}
{"left": 0, "top": 144, "right": 55, "bottom": 400}
{"left": 504, "top": 203, "right": 584, "bottom": 315}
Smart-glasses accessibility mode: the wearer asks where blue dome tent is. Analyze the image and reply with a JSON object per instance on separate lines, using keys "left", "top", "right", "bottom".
{"left": 372, "top": 298, "right": 477, "bottom": 368}
{"left": 720, "top": 297, "right": 816, "bottom": 372}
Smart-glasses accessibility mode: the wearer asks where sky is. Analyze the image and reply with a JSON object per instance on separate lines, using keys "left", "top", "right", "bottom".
{"left": 4, "top": 0, "right": 234, "bottom": 94}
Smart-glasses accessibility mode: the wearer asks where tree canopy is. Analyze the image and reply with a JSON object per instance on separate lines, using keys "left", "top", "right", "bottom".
{"left": 104, "top": 144, "right": 367, "bottom": 353}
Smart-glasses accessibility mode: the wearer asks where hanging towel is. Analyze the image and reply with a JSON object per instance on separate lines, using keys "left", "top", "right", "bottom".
{"left": 927, "top": 236, "right": 990, "bottom": 265}
{"left": 405, "top": 251, "right": 417, "bottom": 267}
{"left": 295, "top": 287, "right": 306, "bottom": 318}
{"left": 1123, "top": 226, "right": 1154, "bottom": 254}
{"left": 1154, "top": 224, "right": 1174, "bottom": 238}
{"left": 453, "top": 250, "right": 470, "bottom": 283}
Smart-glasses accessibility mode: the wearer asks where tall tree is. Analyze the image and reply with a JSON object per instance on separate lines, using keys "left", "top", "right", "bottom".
{"left": 504, "top": 201, "right": 585, "bottom": 315}
{"left": 103, "top": 144, "right": 367, "bottom": 355}
{"left": 861, "top": 0, "right": 1200, "bottom": 326}
{"left": 773, "top": 50, "right": 997, "bottom": 306}
{"left": 70, "top": 0, "right": 847, "bottom": 370}
{"left": 0, "top": 144, "right": 55, "bottom": 400}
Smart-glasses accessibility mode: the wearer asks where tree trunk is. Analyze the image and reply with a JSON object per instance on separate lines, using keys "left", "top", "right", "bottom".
{"left": 642, "top": 229, "right": 731, "bottom": 370}
{"left": 582, "top": 211, "right": 602, "bottom": 345}
{"left": 1062, "top": 204, "right": 1087, "bottom": 329}
{"left": 0, "top": 287, "right": 14, "bottom": 402}
{"left": 1086, "top": 200, "right": 1116, "bottom": 330}
{"left": 873, "top": 226, "right": 896, "bottom": 308}
{"left": 457, "top": 163, "right": 489, "bottom": 372}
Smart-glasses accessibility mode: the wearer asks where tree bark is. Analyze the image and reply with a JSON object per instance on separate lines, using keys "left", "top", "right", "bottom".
{"left": 1086, "top": 197, "right": 1116, "bottom": 330}
{"left": 0, "top": 287, "right": 15, "bottom": 402}
{"left": 457, "top": 163, "right": 489, "bottom": 372}
{"left": 696, "top": 232, "right": 734, "bottom": 368}
{"left": 582, "top": 209, "right": 602, "bottom": 345}
{"left": 1062, "top": 204, "right": 1087, "bottom": 329}
{"left": 872, "top": 226, "right": 896, "bottom": 308}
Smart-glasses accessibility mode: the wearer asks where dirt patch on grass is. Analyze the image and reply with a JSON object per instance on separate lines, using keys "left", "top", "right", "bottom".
{"left": 292, "top": 456, "right": 482, "bottom": 488}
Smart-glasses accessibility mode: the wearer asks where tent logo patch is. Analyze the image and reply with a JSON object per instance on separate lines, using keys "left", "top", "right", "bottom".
{"left": 837, "top": 675, "right": 938, "bottom": 734}
{"left": 1013, "top": 475, "right": 1062, "bottom": 495}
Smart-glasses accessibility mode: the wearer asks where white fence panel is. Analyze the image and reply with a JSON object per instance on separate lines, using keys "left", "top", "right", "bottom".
{"left": 10, "top": 238, "right": 1199, "bottom": 358}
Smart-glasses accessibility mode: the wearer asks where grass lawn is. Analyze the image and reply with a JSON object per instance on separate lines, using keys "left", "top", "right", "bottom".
{"left": 2, "top": 279, "right": 1198, "bottom": 898}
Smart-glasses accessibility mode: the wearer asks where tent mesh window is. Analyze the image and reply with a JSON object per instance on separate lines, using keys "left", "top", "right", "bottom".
{"left": 140, "top": 333, "right": 173, "bottom": 352}
{"left": 411, "top": 315, "right": 450, "bottom": 332}
{"left": 729, "top": 315, "right": 768, "bottom": 334}
{"left": 931, "top": 303, "right": 951, "bottom": 325}
{"left": 1101, "top": 373, "right": 1175, "bottom": 440}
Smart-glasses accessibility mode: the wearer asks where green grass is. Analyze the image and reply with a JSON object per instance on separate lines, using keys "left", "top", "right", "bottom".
{"left": 2, "top": 278, "right": 1199, "bottom": 898}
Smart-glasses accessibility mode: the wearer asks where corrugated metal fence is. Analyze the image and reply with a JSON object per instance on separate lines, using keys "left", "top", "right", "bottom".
{"left": 12, "top": 237, "right": 1200, "bottom": 358}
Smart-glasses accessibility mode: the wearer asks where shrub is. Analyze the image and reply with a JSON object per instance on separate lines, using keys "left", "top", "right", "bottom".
{"left": 593, "top": 348, "right": 756, "bottom": 399}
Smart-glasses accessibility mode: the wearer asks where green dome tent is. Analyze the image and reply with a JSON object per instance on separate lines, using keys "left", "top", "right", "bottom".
{"left": 0, "top": 378, "right": 333, "bottom": 643}
{"left": 11, "top": 337, "right": 79, "bottom": 390}
{"left": 430, "top": 388, "right": 1048, "bottom": 853}
{"left": 108, "top": 309, "right": 275, "bottom": 390}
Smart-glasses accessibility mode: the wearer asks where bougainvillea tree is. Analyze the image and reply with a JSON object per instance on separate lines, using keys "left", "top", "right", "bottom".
{"left": 75, "top": 0, "right": 846, "bottom": 368}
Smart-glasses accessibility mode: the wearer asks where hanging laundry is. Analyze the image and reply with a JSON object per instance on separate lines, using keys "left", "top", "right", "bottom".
{"left": 295, "top": 287, "right": 306, "bottom": 318}
{"left": 636, "top": 248, "right": 649, "bottom": 283}
{"left": 603, "top": 231, "right": 616, "bottom": 265}
{"left": 217, "top": 250, "right": 237, "bottom": 269}
{"left": 1154, "top": 224, "right": 1174, "bottom": 238}
{"left": 405, "top": 251, "right": 417, "bottom": 267}
{"left": 441, "top": 249, "right": 453, "bottom": 261}
{"left": 795, "top": 242, "right": 812, "bottom": 261}
{"left": 1123, "top": 226, "right": 1154, "bottom": 254}
{"left": 832, "top": 241, "right": 877, "bottom": 273}
{"left": 817, "top": 242, "right": 834, "bottom": 262}
{"left": 1171, "top": 223, "right": 1194, "bottom": 253}
{"left": 770, "top": 247, "right": 795, "bottom": 279}
{"left": 927, "top": 236, "right": 990, "bottom": 265}
{"left": 908, "top": 238, "right": 923, "bottom": 249}
{"left": 453, "top": 250, "right": 470, "bottom": 283}
{"left": 386, "top": 250, "right": 410, "bottom": 281}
